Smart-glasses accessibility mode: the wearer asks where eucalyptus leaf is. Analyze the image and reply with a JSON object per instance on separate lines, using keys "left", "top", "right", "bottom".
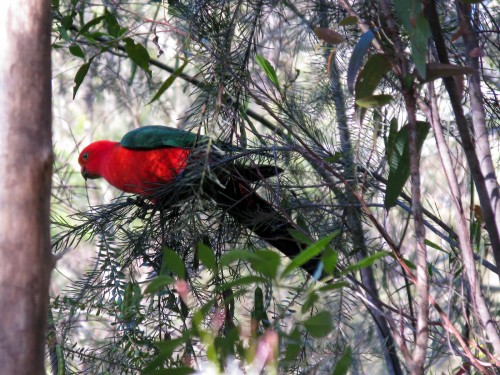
{"left": 347, "top": 29, "right": 375, "bottom": 94}
{"left": 73, "top": 57, "right": 94, "bottom": 99}
{"left": 255, "top": 54, "right": 280, "bottom": 89}
{"left": 385, "top": 121, "right": 430, "bottom": 208}
{"left": 197, "top": 242, "right": 216, "bottom": 271}
{"left": 282, "top": 231, "right": 340, "bottom": 277}
{"left": 356, "top": 94, "right": 393, "bottom": 108}
{"left": 355, "top": 54, "right": 391, "bottom": 100}
{"left": 332, "top": 346, "right": 352, "bottom": 375}
{"left": 303, "top": 311, "right": 333, "bottom": 338}
{"left": 161, "top": 247, "right": 186, "bottom": 279}
{"left": 124, "top": 37, "right": 152, "bottom": 77}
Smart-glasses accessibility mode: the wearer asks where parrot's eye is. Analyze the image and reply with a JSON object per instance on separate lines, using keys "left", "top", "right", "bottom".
{"left": 82, "top": 152, "right": 89, "bottom": 161}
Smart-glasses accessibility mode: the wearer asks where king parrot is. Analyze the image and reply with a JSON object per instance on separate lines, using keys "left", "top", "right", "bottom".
{"left": 79, "top": 126, "right": 319, "bottom": 276}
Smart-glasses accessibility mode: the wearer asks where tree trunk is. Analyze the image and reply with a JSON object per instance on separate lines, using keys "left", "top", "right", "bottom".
{"left": 0, "top": 0, "right": 53, "bottom": 373}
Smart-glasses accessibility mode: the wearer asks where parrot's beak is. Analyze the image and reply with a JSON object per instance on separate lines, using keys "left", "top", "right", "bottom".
{"left": 81, "top": 168, "right": 98, "bottom": 180}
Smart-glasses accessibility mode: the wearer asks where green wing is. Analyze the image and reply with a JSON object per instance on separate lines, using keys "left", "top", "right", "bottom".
{"left": 120, "top": 125, "right": 209, "bottom": 150}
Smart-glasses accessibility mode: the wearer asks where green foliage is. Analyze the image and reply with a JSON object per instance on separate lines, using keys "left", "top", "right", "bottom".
{"left": 72, "top": 58, "right": 93, "bottom": 99}
{"left": 145, "top": 275, "right": 175, "bottom": 294}
{"left": 282, "top": 231, "right": 340, "bottom": 278}
{"left": 354, "top": 54, "right": 392, "bottom": 101}
{"left": 341, "top": 251, "right": 392, "bottom": 274}
{"left": 196, "top": 242, "right": 217, "bottom": 271}
{"left": 104, "top": 9, "right": 127, "bottom": 38}
{"left": 303, "top": 311, "right": 334, "bottom": 338}
{"left": 161, "top": 247, "right": 186, "bottom": 279}
{"left": 332, "top": 346, "right": 353, "bottom": 375}
{"left": 69, "top": 45, "right": 84, "bottom": 59}
{"left": 385, "top": 121, "right": 430, "bottom": 208}
{"left": 78, "top": 15, "right": 106, "bottom": 36}
{"left": 394, "top": 0, "right": 431, "bottom": 78}
{"left": 339, "top": 16, "right": 358, "bottom": 27}
{"left": 124, "top": 37, "right": 152, "bottom": 77}
{"left": 347, "top": 29, "right": 376, "bottom": 93}
{"left": 255, "top": 55, "right": 281, "bottom": 90}
{"left": 355, "top": 94, "right": 393, "bottom": 108}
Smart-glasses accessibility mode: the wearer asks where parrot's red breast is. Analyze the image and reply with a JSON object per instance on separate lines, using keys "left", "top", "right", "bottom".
{"left": 78, "top": 140, "right": 190, "bottom": 195}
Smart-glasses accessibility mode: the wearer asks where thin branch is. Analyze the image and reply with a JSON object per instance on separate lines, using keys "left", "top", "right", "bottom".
{"left": 424, "top": 0, "right": 500, "bottom": 274}
{"left": 419, "top": 89, "right": 500, "bottom": 357}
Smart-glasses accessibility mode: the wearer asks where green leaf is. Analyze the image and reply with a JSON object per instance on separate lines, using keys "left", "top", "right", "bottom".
{"left": 61, "top": 14, "right": 74, "bottom": 30}
{"left": 424, "top": 239, "right": 447, "bottom": 253}
{"left": 255, "top": 54, "right": 280, "bottom": 89}
{"left": 145, "top": 275, "right": 174, "bottom": 294}
{"left": 385, "top": 121, "right": 430, "bottom": 208}
{"left": 284, "top": 328, "right": 302, "bottom": 367}
{"left": 57, "top": 25, "right": 71, "bottom": 42}
{"left": 355, "top": 94, "right": 393, "bottom": 108}
{"left": 410, "top": 13, "right": 431, "bottom": 79}
{"left": 219, "top": 249, "right": 256, "bottom": 266}
{"left": 343, "top": 251, "right": 391, "bottom": 274}
{"left": 332, "top": 346, "right": 352, "bottom": 375}
{"left": 323, "top": 151, "right": 343, "bottom": 163}
{"left": 394, "top": 0, "right": 420, "bottom": 32}
{"left": 251, "top": 249, "right": 281, "bottom": 278}
{"left": 339, "top": 16, "right": 358, "bottom": 26}
{"left": 220, "top": 249, "right": 280, "bottom": 278}
{"left": 385, "top": 117, "right": 399, "bottom": 162}
{"left": 252, "top": 287, "right": 264, "bottom": 319}
{"left": 215, "top": 276, "right": 267, "bottom": 292}
{"left": 124, "top": 37, "right": 152, "bottom": 77}
{"left": 161, "top": 247, "right": 186, "bottom": 279}
{"left": 149, "top": 58, "right": 189, "bottom": 104}
{"left": 347, "top": 29, "right": 375, "bottom": 93}
{"left": 119, "top": 282, "right": 142, "bottom": 321}
{"left": 301, "top": 291, "right": 319, "bottom": 313}
{"left": 252, "top": 287, "right": 269, "bottom": 327}
{"left": 282, "top": 231, "right": 340, "bottom": 277}
{"left": 73, "top": 58, "right": 94, "bottom": 99}
{"left": 394, "top": 1, "right": 430, "bottom": 78}
{"left": 288, "top": 229, "right": 313, "bottom": 246}
{"left": 69, "top": 45, "right": 85, "bottom": 59}
{"left": 104, "top": 9, "right": 125, "bottom": 38}
{"left": 197, "top": 242, "right": 216, "bottom": 271}
{"left": 79, "top": 15, "right": 106, "bottom": 36}
{"left": 143, "top": 336, "right": 190, "bottom": 373}
{"left": 303, "top": 311, "right": 333, "bottom": 338}
{"left": 355, "top": 54, "right": 392, "bottom": 100}
{"left": 322, "top": 248, "right": 339, "bottom": 274}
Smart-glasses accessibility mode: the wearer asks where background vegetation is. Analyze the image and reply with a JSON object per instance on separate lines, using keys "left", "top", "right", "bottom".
{"left": 49, "top": 0, "right": 499, "bottom": 373}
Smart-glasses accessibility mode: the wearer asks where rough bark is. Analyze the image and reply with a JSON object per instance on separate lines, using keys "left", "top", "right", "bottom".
{"left": 0, "top": 0, "right": 53, "bottom": 373}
